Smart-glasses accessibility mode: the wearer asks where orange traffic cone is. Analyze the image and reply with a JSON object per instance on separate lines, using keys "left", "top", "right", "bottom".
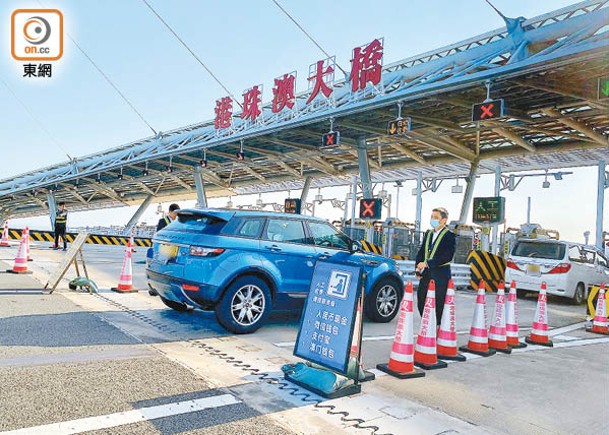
{"left": 414, "top": 280, "right": 447, "bottom": 370}
{"left": 459, "top": 281, "right": 496, "bottom": 357}
{"left": 506, "top": 280, "right": 527, "bottom": 348}
{"left": 348, "top": 297, "right": 374, "bottom": 381}
{"left": 111, "top": 240, "right": 137, "bottom": 293}
{"left": 24, "top": 227, "right": 33, "bottom": 262}
{"left": 437, "top": 279, "right": 466, "bottom": 361}
{"left": 377, "top": 281, "right": 425, "bottom": 378}
{"left": 525, "top": 282, "right": 553, "bottom": 347}
{"left": 488, "top": 282, "right": 511, "bottom": 354}
{"left": 129, "top": 230, "right": 136, "bottom": 253}
{"left": 586, "top": 284, "right": 608, "bottom": 335}
{"left": 6, "top": 237, "right": 32, "bottom": 274}
{"left": 0, "top": 221, "right": 9, "bottom": 247}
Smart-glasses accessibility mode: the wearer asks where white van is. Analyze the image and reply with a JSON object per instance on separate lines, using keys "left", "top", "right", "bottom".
{"left": 505, "top": 239, "right": 609, "bottom": 304}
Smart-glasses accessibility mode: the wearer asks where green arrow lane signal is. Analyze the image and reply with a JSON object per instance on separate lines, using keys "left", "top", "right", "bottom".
{"left": 598, "top": 78, "right": 609, "bottom": 100}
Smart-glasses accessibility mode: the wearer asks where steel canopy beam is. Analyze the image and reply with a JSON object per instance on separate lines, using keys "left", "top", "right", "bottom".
{"left": 541, "top": 108, "right": 608, "bottom": 146}
{"left": 386, "top": 142, "right": 427, "bottom": 165}
{"left": 492, "top": 127, "right": 537, "bottom": 153}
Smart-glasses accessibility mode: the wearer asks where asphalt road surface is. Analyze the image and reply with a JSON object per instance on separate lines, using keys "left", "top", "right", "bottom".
{"left": 0, "top": 241, "right": 607, "bottom": 434}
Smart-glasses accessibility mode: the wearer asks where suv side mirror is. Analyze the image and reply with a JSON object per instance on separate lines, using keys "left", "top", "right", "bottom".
{"left": 350, "top": 240, "right": 362, "bottom": 253}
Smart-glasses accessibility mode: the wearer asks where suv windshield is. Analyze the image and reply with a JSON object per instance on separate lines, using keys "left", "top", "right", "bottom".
{"left": 308, "top": 221, "right": 351, "bottom": 250}
{"left": 512, "top": 241, "right": 566, "bottom": 260}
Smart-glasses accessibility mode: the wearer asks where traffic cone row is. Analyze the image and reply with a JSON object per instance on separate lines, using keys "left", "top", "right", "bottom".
{"left": 0, "top": 221, "right": 9, "bottom": 247}
{"left": 111, "top": 240, "right": 137, "bottom": 293}
{"left": 587, "top": 284, "right": 608, "bottom": 335}
{"left": 377, "top": 277, "right": 601, "bottom": 380}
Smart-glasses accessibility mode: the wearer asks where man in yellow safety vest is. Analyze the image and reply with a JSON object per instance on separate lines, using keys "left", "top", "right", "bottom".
{"left": 53, "top": 202, "right": 68, "bottom": 251}
{"left": 415, "top": 207, "right": 456, "bottom": 321}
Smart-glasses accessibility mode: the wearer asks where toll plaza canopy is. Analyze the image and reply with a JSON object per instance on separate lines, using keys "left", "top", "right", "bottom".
{"left": 0, "top": 0, "right": 607, "bottom": 219}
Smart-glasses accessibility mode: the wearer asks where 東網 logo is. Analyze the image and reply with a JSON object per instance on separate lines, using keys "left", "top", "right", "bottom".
{"left": 12, "top": 9, "right": 63, "bottom": 61}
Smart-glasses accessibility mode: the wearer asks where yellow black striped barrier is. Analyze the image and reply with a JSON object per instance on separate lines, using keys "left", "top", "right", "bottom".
{"left": 467, "top": 250, "right": 506, "bottom": 293}
{"left": 587, "top": 286, "right": 603, "bottom": 318}
{"left": 8, "top": 229, "right": 152, "bottom": 247}
{"left": 360, "top": 240, "right": 383, "bottom": 255}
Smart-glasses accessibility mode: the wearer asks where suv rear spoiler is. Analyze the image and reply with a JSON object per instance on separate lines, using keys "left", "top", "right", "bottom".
{"left": 177, "top": 208, "right": 235, "bottom": 223}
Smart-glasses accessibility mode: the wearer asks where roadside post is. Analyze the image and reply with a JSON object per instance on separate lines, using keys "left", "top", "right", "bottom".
{"left": 286, "top": 261, "right": 366, "bottom": 398}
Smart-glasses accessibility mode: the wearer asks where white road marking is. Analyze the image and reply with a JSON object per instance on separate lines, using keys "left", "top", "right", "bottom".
{"left": 2, "top": 394, "right": 241, "bottom": 435}
{"left": 274, "top": 327, "right": 533, "bottom": 348}
{"left": 548, "top": 321, "right": 586, "bottom": 336}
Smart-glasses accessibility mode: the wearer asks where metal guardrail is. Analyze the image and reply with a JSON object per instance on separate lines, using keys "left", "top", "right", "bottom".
{"left": 396, "top": 260, "right": 471, "bottom": 289}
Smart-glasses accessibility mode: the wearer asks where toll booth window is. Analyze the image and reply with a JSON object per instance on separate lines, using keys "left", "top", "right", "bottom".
{"left": 512, "top": 241, "right": 565, "bottom": 260}
{"left": 221, "top": 217, "right": 264, "bottom": 239}
{"left": 308, "top": 222, "right": 350, "bottom": 250}
{"left": 263, "top": 219, "right": 307, "bottom": 244}
{"left": 172, "top": 213, "right": 226, "bottom": 234}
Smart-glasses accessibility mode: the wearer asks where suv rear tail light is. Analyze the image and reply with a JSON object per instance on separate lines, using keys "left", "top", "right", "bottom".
{"left": 189, "top": 246, "right": 225, "bottom": 257}
{"left": 506, "top": 260, "right": 521, "bottom": 271}
{"left": 182, "top": 283, "right": 199, "bottom": 291}
{"left": 548, "top": 263, "right": 571, "bottom": 274}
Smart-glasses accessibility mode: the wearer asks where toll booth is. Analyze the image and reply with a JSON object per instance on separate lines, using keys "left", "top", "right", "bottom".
{"left": 381, "top": 219, "right": 420, "bottom": 260}
{"left": 453, "top": 224, "right": 479, "bottom": 264}
{"left": 341, "top": 219, "right": 368, "bottom": 243}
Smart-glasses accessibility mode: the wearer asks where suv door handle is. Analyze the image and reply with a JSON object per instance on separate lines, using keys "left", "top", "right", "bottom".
{"left": 264, "top": 245, "right": 282, "bottom": 252}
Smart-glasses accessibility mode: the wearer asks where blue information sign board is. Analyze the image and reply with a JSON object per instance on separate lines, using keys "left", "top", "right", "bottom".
{"left": 294, "top": 261, "right": 362, "bottom": 376}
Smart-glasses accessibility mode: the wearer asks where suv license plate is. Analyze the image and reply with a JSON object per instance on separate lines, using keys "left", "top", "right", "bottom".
{"left": 159, "top": 244, "right": 178, "bottom": 260}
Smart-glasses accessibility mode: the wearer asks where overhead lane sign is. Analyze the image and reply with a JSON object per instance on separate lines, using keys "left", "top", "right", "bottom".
{"left": 359, "top": 198, "right": 382, "bottom": 220}
{"left": 321, "top": 131, "right": 340, "bottom": 147}
{"left": 472, "top": 99, "right": 504, "bottom": 122}
{"left": 387, "top": 118, "right": 411, "bottom": 135}
{"left": 473, "top": 197, "right": 505, "bottom": 224}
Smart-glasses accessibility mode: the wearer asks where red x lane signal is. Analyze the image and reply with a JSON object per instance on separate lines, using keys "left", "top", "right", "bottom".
{"left": 480, "top": 104, "right": 494, "bottom": 118}
{"left": 472, "top": 99, "right": 504, "bottom": 122}
{"left": 321, "top": 131, "right": 340, "bottom": 147}
{"left": 359, "top": 198, "right": 382, "bottom": 219}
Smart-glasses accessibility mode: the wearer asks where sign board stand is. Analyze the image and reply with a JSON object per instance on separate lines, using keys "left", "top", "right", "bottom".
{"left": 45, "top": 232, "right": 92, "bottom": 294}
{"left": 287, "top": 261, "right": 368, "bottom": 399}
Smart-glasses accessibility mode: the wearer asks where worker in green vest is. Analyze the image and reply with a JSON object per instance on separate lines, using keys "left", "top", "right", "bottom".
{"left": 415, "top": 207, "right": 456, "bottom": 321}
{"left": 53, "top": 202, "right": 68, "bottom": 251}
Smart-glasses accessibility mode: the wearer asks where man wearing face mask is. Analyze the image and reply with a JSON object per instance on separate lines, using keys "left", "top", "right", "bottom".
{"left": 415, "top": 207, "right": 456, "bottom": 321}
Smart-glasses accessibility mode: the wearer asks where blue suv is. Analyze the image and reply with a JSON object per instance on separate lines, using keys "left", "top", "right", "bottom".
{"left": 146, "top": 209, "right": 404, "bottom": 333}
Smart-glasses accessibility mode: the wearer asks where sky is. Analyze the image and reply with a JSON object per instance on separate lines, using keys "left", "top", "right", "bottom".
{"left": 0, "top": 0, "right": 606, "bottom": 244}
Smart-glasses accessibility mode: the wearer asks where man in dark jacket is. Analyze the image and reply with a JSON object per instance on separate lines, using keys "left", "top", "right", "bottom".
{"left": 156, "top": 203, "right": 180, "bottom": 232}
{"left": 415, "top": 207, "right": 456, "bottom": 321}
